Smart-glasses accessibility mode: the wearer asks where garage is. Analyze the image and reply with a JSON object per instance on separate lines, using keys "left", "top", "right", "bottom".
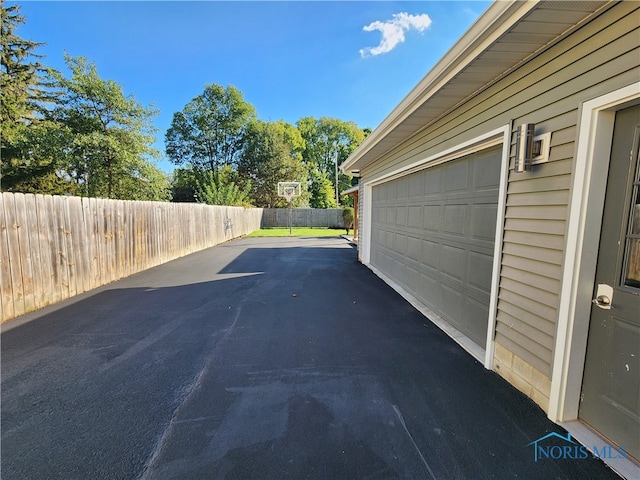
{"left": 370, "top": 146, "right": 502, "bottom": 348}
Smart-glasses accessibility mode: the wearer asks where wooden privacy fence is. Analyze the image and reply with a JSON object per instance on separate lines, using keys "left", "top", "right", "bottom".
{"left": 0, "top": 192, "right": 263, "bottom": 322}
{"left": 261, "top": 208, "right": 345, "bottom": 228}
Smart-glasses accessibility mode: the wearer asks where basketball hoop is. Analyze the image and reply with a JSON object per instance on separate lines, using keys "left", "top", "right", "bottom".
{"left": 277, "top": 182, "right": 301, "bottom": 204}
{"left": 277, "top": 182, "right": 301, "bottom": 235}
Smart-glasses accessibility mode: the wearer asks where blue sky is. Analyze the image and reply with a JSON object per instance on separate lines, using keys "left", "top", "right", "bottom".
{"left": 16, "top": 1, "right": 492, "bottom": 172}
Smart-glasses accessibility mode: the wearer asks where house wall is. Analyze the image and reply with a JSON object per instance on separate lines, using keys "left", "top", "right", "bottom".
{"left": 359, "top": 2, "right": 639, "bottom": 412}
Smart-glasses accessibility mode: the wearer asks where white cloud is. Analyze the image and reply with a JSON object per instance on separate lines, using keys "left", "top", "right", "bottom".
{"left": 359, "top": 12, "right": 432, "bottom": 58}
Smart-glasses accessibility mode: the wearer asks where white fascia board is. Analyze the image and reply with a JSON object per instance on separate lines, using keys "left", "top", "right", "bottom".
{"left": 341, "top": 0, "right": 538, "bottom": 174}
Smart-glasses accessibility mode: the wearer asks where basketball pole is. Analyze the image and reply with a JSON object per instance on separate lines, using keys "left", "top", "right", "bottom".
{"left": 288, "top": 197, "right": 292, "bottom": 235}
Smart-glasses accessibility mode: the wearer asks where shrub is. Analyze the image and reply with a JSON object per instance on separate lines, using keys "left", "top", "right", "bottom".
{"left": 342, "top": 207, "right": 354, "bottom": 234}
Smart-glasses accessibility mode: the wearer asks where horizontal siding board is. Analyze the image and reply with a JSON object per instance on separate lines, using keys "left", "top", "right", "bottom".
{"left": 495, "top": 321, "right": 553, "bottom": 362}
{"left": 500, "top": 265, "right": 560, "bottom": 294}
{"left": 496, "top": 299, "right": 556, "bottom": 339}
{"left": 502, "top": 230, "right": 565, "bottom": 250}
{"left": 506, "top": 190, "right": 570, "bottom": 207}
{"left": 550, "top": 125, "right": 577, "bottom": 146}
{"left": 495, "top": 332, "right": 552, "bottom": 376}
{"left": 508, "top": 159, "right": 573, "bottom": 181}
{"left": 504, "top": 218, "right": 566, "bottom": 236}
{"left": 506, "top": 175, "right": 570, "bottom": 195}
{"left": 505, "top": 205, "right": 567, "bottom": 221}
{"left": 501, "top": 242, "right": 563, "bottom": 266}
{"left": 502, "top": 253, "right": 562, "bottom": 280}
{"left": 498, "top": 289, "right": 557, "bottom": 327}
{"left": 499, "top": 276, "right": 559, "bottom": 310}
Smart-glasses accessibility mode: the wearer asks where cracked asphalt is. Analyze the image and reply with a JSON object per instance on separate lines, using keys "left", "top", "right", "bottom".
{"left": 1, "top": 236, "right": 619, "bottom": 479}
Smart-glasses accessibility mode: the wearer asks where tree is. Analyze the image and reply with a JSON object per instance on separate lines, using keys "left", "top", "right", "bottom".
{"left": 48, "top": 55, "right": 165, "bottom": 199}
{"left": 308, "top": 167, "right": 336, "bottom": 208}
{"left": 238, "top": 120, "right": 308, "bottom": 207}
{"left": 171, "top": 166, "right": 198, "bottom": 202}
{"left": 165, "top": 84, "right": 255, "bottom": 172}
{"left": 297, "top": 117, "right": 365, "bottom": 206}
{"left": 0, "top": 2, "right": 63, "bottom": 192}
{"left": 194, "top": 166, "right": 252, "bottom": 207}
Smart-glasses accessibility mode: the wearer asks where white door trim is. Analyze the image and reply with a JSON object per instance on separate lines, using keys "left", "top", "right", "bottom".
{"left": 548, "top": 82, "right": 640, "bottom": 422}
{"left": 359, "top": 125, "right": 511, "bottom": 369}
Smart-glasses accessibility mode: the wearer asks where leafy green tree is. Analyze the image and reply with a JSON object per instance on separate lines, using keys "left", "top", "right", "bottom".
{"left": 49, "top": 55, "right": 165, "bottom": 199}
{"left": 194, "top": 167, "right": 252, "bottom": 207}
{"left": 238, "top": 120, "right": 308, "bottom": 207}
{"left": 0, "top": 2, "right": 64, "bottom": 192}
{"left": 165, "top": 84, "right": 255, "bottom": 172}
{"left": 171, "top": 166, "right": 198, "bottom": 202}
{"left": 297, "top": 117, "right": 365, "bottom": 206}
{"left": 308, "top": 168, "right": 336, "bottom": 208}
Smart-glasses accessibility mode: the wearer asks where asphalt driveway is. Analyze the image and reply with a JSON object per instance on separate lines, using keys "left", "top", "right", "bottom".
{"left": 1, "top": 236, "right": 619, "bottom": 479}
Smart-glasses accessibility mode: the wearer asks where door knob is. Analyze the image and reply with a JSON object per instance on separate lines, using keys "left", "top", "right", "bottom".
{"left": 592, "top": 284, "right": 613, "bottom": 309}
{"left": 592, "top": 295, "right": 612, "bottom": 307}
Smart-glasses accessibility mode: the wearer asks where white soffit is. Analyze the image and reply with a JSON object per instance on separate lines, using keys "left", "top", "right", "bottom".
{"left": 342, "top": 0, "right": 611, "bottom": 174}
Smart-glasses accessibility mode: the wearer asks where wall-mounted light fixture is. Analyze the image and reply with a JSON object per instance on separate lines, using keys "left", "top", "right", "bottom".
{"left": 515, "top": 123, "right": 535, "bottom": 172}
{"left": 350, "top": 169, "right": 361, "bottom": 177}
{"left": 514, "top": 124, "right": 551, "bottom": 173}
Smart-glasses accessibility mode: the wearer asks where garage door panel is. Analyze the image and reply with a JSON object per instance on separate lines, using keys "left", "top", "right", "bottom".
{"left": 371, "top": 145, "right": 501, "bottom": 350}
{"left": 407, "top": 236, "right": 421, "bottom": 261}
{"left": 410, "top": 175, "right": 424, "bottom": 197}
{"left": 394, "top": 233, "right": 407, "bottom": 255}
{"left": 441, "top": 283, "right": 463, "bottom": 322}
{"left": 441, "top": 244, "right": 466, "bottom": 281}
{"left": 421, "top": 239, "right": 440, "bottom": 270}
{"left": 468, "top": 251, "right": 494, "bottom": 294}
{"left": 408, "top": 206, "right": 422, "bottom": 228}
{"left": 443, "top": 204, "right": 467, "bottom": 236}
{"left": 423, "top": 205, "right": 442, "bottom": 231}
{"left": 424, "top": 169, "right": 442, "bottom": 194}
{"left": 444, "top": 161, "right": 469, "bottom": 192}
{"left": 396, "top": 206, "right": 408, "bottom": 226}
{"left": 397, "top": 176, "right": 409, "bottom": 199}
{"left": 464, "top": 297, "right": 490, "bottom": 346}
{"left": 472, "top": 204, "right": 498, "bottom": 241}
{"left": 387, "top": 207, "right": 395, "bottom": 225}
{"left": 474, "top": 152, "right": 502, "bottom": 190}
{"left": 419, "top": 273, "right": 440, "bottom": 310}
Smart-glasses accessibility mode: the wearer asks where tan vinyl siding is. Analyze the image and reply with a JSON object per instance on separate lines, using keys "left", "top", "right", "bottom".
{"left": 361, "top": 2, "right": 638, "bottom": 383}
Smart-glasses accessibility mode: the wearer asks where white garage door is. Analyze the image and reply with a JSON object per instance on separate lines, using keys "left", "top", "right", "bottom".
{"left": 371, "top": 146, "right": 502, "bottom": 347}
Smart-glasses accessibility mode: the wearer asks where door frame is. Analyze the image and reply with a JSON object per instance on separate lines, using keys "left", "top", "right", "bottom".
{"left": 549, "top": 82, "right": 640, "bottom": 423}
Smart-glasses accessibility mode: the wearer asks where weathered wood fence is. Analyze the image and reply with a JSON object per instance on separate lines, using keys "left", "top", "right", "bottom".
{"left": 261, "top": 208, "right": 344, "bottom": 228}
{"left": 0, "top": 193, "right": 263, "bottom": 322}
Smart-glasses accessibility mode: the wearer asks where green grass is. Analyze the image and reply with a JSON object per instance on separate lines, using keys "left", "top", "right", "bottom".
{"left": 246, "top": 227, "right": 346, "bottom": 237}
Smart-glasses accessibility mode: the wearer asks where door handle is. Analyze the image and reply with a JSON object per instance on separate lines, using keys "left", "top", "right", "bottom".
{"left": 592, "top": 295, "right": 611, "bottom": 307}
{"left": 592, "top": 284, "right": 614, "bottom": 309}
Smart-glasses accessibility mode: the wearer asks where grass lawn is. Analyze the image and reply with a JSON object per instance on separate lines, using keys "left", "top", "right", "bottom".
{"left": 246, "top": 227, "right": 346, "bottom": 237}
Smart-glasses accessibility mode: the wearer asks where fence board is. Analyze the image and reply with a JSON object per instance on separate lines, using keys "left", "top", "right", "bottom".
{"left": 24, "top": 194, "right": 45, "bottom": 310}
{"left": 62, "top": 196, "right": 79, "bottom": 298}
{"left": 15, "top": 194, "right": 36, "bottom": 314}
{"left": 46, "top": 195, "right": 62, "bottom": 304}
{"left": 70, "top": 196, "right": 87, "bottom": 295}
{"left": 35, "top": 195, "right": 54, "bottom": 308}
{"left": 7, "top": 193, "right": 25, "bottom": 314}
{"left": 0, "top": 193, "right": 15, "bottom": 321}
